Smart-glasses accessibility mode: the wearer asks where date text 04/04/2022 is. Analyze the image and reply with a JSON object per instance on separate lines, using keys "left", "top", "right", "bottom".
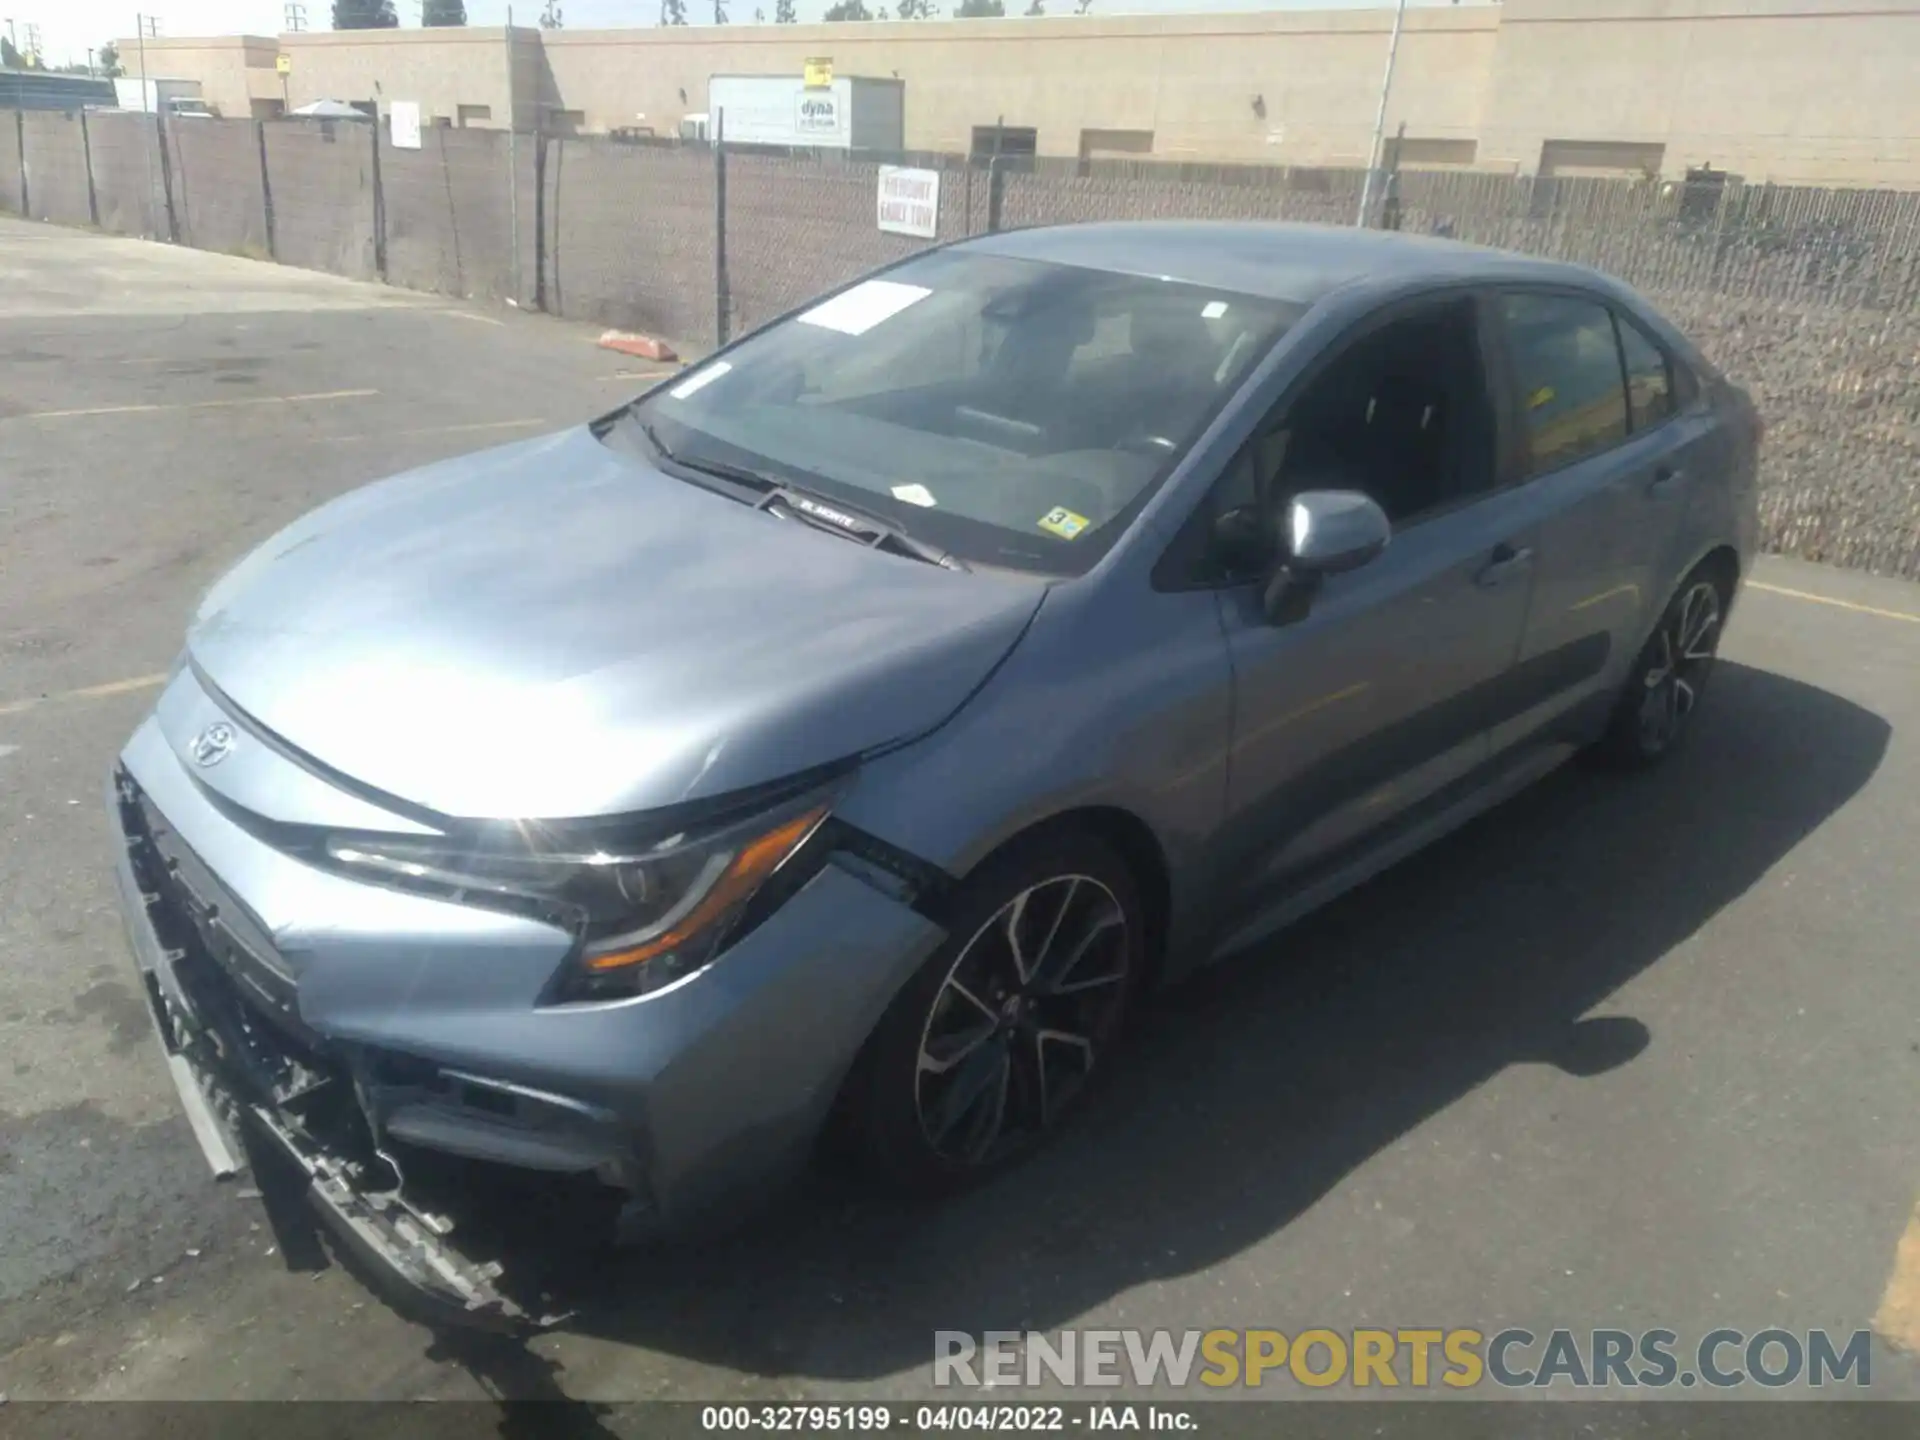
{"left": 699, "top": 1404, "right": 1200, "bottom": 1431}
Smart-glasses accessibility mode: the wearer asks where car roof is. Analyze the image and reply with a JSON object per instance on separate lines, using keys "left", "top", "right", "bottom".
{"left": 957, "top": 220, "right": 1604, "bottom": 307}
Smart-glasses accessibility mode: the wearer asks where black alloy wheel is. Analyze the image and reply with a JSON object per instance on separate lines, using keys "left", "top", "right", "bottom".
{"left": 848, "top": 829, "right": 1143, "bottom": 1193}
{"left": 1600, "top": 569, "right": 1728, "bottom": 765}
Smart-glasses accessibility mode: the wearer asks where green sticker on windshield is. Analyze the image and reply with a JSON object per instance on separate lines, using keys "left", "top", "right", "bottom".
{"left": 1038, "top": 507, "right": 1090, "bottom": 541}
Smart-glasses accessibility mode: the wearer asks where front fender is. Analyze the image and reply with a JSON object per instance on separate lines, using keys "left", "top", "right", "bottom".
{"left": 834, "top": 579, "right": 1236, "bottom": 969}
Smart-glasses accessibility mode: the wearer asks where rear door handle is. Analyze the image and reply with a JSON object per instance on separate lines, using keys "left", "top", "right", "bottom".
{"left": 1647, "top": 465, "right": 1685, "bottom": 498}
{"left": 1475, "top": 542, "right": 1534, "bottom": 589}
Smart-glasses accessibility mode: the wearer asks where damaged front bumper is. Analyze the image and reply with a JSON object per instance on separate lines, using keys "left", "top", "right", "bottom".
{"left": 109, "top": 768, "right": 571, "bottom": 1330}
{"left": 106, "top": 695, "right": 950, "bottom": 1330}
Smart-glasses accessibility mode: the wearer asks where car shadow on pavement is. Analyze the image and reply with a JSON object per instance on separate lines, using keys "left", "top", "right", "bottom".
{"left": 481, "top": 660, "right": 1890, "bottom": 1391}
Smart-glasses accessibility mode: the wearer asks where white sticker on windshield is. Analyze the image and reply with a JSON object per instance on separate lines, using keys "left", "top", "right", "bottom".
{"left": 798, "top": 280, "right": 932, "bottom": 337}
{"left": 891, "top": 483, "right": 937, "bottom": 508}
{"left": 668, "top": 361, "right": 731, "bottom": 399}
{"left": 1201, "top": 300, "right": 1230, "bottom": 320}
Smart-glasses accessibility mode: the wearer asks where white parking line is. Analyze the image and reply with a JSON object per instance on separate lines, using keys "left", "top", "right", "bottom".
{"left": 7, "top": 389, "right": 378, "bottom": 422}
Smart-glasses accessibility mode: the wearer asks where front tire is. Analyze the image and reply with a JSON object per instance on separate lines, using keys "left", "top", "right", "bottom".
{"left": 1596, "top": 568, "right": 1728, "bottom": 767}
{"left": 846, "top": 828, "right": 1144, "bottom": 1197}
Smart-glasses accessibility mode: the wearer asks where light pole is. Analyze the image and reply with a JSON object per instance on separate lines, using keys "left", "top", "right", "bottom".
{"left": 137, "top": 13, "right": 160, "bottom": 238}
{"left": 1355, "top": 0, "right": 1408, "bottom": 228}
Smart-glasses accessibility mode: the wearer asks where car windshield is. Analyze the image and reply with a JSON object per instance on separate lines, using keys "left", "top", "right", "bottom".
{"left": 626, "top": 249, "right": 1301, "bottom": 574}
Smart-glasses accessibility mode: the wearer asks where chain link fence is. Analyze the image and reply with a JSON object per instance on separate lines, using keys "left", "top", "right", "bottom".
{"left": 260, "top": 119, "right": 380, "bottom": 281}
{"left": 2, "top": 108, "right": 1918, "bottom": 577}
{"left": 83, "top": 110, "right": 168, "bottom": 238}
{"left": 170, "top": 117, "right": 270, "bottom": 258}
{"left": 380, "top": 126, "right": 519, "bottom": 304}
{"left": 19, "top": 109, "right": 95, "bottom": 227}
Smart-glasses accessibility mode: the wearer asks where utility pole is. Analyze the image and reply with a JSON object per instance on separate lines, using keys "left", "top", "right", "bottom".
{"left": 86, "top": 46, "right": 95, "bottom": 75}
{"left": 284, "top": 1, "right": 307, "bottom": 30}
{"left": 507, "top": 6, "right": 519, "bottom": 304}
{"left": 1355, "top": 0, "right": 1407, "bottom": 228}
{"left": 137, "top": 13, "right": 160, "bottom": 236}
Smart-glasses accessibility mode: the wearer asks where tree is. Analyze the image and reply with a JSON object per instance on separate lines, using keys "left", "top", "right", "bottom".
{"left": 954, "top": 0, "right": 1003, "bottom": 12}
{"left": 660, "top": 0, "right": 688, "bottom": 23}
{"left": 775, "top": 0, "right": 797, "bottom": 16}
{"left": 713, "top": 0, "right": 728, "bottom": 21}
{"left": 822, "top": 0, "right": 871, "bottom": 17}
{"left": 332, "top": 0, "right": 400, "bottom": 27}
{"left": 753, "top": 6, "right": 764, "bottom": 19}
{"left": 1074, "top": 0, "right": 1091, "bottom": 10}
{"left": 422, "top": 0, "right": 467, "bottom": 24}
{"left": 98, "top": 39, "right": 123, "bottom": 72}
{"left": 538, "top": 0, "right": 562, "bottom": 25}
{"left": 1023, "top": 0, "right": 1042, "bottom": 12}
{"left": 0, "top": 37, "right": 23, "bottom": 67}
{"left": 896, "top": 0, "right": 936, "bottom": 15}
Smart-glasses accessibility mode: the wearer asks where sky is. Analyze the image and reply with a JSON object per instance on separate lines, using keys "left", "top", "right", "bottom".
{"left": 13, "top": 0, "right": 1484, "bottom": 73}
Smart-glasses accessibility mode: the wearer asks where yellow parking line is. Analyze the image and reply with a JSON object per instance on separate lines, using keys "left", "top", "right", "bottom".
{"left": 311, "top": 418, "right": 548, "bottom": 444}
{"left": 1875, "top": 1199, "right": 1920, "bottom": 1355}
{"left": 1748, "top": 581, "right": 1920, "bottom": 625}
{"left": 597, "top": 369, "right": 682, "bottom": 382}
{"left": 8, "top": 389, "right": 378, "bottom": 422}
{"left": 440, "top": 311, "right": 507, "bottom": 326}
{"left": 0, "top": 673, "right": 167, "bottom": 718}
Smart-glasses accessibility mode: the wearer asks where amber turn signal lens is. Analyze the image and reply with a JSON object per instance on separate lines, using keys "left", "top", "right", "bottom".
{"left": 584, "top": 806, "right": 826, "bottom": 972}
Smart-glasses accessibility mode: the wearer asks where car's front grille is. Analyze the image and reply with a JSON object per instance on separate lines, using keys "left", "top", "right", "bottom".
{"left": 117, "top": 771, "right": 337, "bottom": 1104}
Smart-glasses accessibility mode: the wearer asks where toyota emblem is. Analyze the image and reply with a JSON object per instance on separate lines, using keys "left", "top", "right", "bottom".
{"left": 189, "top": 722, "right": 236, "bottom": 767}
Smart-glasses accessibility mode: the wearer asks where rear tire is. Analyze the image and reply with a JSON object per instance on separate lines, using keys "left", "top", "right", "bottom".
{"left": 845, "top": 828, "right": 1145, "bottom": 1198}
{"left": 1595, "top": 566, "right": 1729, "bottom": 768}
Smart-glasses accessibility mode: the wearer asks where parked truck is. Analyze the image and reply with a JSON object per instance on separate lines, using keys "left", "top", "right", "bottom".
{"left": 704, "top": 74, "right": 904, "bottom": 151}
{"left": 112, "top": 76, "right": 214, "bottom": 117}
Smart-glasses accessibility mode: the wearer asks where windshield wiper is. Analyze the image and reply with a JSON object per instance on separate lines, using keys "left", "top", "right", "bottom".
{"left": 634, "top": 421, "right": 966, "bottom": 572}
{"left": 761, "top": 488, "right": 970, "bottom": 572}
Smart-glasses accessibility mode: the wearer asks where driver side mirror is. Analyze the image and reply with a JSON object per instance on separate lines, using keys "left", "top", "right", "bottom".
{"left": 1260, "top": 489, "right": 1391, "bottom": 625}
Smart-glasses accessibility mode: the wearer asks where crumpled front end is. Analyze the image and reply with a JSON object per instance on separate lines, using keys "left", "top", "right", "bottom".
{"left": 107, "top": 670, "right": 949, "bottom": 1330}
{"left": 110, "top": 765, "right": 620, "bottom": 1329}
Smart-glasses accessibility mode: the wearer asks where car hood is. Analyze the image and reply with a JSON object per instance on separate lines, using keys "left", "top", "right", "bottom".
{"left": 187, "top": 425, "right": 1047, "bottom": 821}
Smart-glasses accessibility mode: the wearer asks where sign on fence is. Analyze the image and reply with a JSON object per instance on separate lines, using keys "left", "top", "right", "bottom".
{"left": 877, "top": 165, "right": 939, "bottom": 239}
{"left": 390, "top": 101, "right": 422, "bottom": 150}
{"left": 275, "top": 53, "right": 291, "bottom": 76}
{"left": 803, "top": 56, "right": 833, "bottom": 89}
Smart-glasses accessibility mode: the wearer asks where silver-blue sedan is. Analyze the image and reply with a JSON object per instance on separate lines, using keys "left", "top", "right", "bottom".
{"left": 108, "top": 221, "right": 1761, "bottom": 1325}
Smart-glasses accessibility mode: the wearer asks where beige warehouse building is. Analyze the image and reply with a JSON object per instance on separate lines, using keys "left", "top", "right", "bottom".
{"left": 124, "top": 0, "right": 1920, "bottom": 187}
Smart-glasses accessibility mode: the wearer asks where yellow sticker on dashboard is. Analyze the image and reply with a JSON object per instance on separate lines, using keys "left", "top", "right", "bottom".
{"left": 1038, "top": 507, "right": 1090, "bottom": 540}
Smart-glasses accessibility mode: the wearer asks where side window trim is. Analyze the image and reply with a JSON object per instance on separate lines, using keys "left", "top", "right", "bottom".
{"left": 1152, "top": 283, "right": 1505, "bottom": 593}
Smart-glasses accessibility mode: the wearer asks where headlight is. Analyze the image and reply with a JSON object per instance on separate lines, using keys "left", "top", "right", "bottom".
{"left": 323, "top": 800, "right": 830, "bottom": 1001}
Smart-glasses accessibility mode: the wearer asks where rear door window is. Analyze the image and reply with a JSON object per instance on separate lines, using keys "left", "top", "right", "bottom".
{"left": 1499, "top": 293, "right": 1630, "bottom": 475}
{"left": 1617, "top": 315, "right": 1677, "bottom": 432}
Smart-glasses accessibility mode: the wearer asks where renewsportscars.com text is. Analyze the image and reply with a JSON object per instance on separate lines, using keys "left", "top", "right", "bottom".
{"left": 933, "top": 1327, "right": 1874, "bottom": 1390}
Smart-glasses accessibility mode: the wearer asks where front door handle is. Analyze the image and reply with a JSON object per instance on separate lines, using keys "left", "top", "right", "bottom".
{"left": 1475, "top": 542, "right": 1534, "bottom": 589}
{"left": 1647, "top": 465, "right": 1685, "bottom": 499}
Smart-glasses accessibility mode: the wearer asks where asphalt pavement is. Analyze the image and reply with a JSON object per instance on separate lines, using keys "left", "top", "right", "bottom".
{"left": 2, "top": 218, "right": 1919, "bottom": 1411}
